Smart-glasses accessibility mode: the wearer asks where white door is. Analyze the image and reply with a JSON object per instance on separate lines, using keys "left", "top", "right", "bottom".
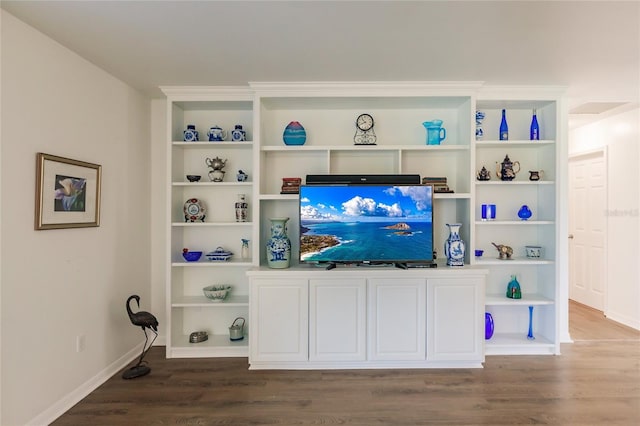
{"left": 368, "top": 278, "right": 426, "bottom": 360}
{"left": 309, "top": 279, "right": 367, "bottom": 361}
{"left": 569, "top": 151, "right": 607, "bottom": 310}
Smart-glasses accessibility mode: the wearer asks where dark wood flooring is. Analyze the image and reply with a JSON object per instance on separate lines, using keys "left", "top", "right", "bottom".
{"left": 52, "top": 301, "right": 640, "bottom": 425}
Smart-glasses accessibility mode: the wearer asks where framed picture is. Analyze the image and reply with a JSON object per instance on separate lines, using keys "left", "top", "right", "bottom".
{"left": 35, "top": 153, "right": 102, "bottom": 230}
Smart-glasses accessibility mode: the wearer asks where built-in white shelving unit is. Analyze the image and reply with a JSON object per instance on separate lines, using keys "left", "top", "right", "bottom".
{"left": 160, "top": 82, "right": 567, "bottom": 361}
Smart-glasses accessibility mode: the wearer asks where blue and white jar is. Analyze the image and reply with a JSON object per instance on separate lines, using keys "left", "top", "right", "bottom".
{"left": 183, "top": 124, "right": 199, "bottom": 142}
{"left": 266, "top": 217, "right": 291, "bottom": 268}
{"left": 444, "top": 223, "right": 465, "bottom": 266}
{"left": 231, "top": 124, "right": 247, "bottom": 141}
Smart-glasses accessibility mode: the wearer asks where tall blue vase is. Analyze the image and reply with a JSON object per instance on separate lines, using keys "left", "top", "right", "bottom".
{"left": 444, "top": 223, "right": 465, "bottom": 266}
{"left": 266, "top": 217, "right": 291, "bottom": 268}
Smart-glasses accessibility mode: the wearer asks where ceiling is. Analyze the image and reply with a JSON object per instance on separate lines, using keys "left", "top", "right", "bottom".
{"left": 2, "top": 1, "right": 639, "bottom": 114}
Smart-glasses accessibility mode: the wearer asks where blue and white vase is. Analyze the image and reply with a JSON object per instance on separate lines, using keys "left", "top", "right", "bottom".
{"left": 283, "top": 121, "right": 306, "bottom": 146}
{"left": 266, "top": 217, "right": 291, "bottom": 268}
{"left": 183, "top": 124, "right": 199, "bottom": 142}
{"left": 475, "top": 111, "right": 485, "bottom": 140}
{"left": 444, "top": 223, "right": 465, "bottom": 266}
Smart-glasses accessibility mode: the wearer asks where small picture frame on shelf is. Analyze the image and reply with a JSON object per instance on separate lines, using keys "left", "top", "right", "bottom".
{"left": 34, "top": 153, "right": 102, "bottom": 230}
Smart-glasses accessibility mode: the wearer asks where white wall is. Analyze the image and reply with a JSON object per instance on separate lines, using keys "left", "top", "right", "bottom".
{"left": 1, "top": 11, "right": 151, "bottom": 425}
{"left": 569, "top": 107, "right": 640, "bottom": 329}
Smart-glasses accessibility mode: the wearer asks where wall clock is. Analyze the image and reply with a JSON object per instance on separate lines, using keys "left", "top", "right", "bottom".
{"left": 354, "top": 113, "right": 377, "bottom": 145}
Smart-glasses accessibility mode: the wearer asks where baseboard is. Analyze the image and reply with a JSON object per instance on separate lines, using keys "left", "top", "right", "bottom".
{"left": 26, "top": 342, "right": 144, "bottom": 426}
{"left": 606, "top": 310, "right": 640, "bottom": 331}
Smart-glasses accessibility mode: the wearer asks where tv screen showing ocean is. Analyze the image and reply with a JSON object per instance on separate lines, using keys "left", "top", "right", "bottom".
{"left": 300, "top": 220, "right": 433, "bottom": 262}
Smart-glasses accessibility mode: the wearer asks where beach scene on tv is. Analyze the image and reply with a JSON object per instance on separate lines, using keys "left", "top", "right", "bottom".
{"left": 299, "top": 185, "right": 433, "bottom": 263}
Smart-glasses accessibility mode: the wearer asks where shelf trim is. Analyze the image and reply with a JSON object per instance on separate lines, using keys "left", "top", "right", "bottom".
{"left": 172, "top": 260, "right": 254, "bottom": 267}
{"left": 474, "top": 258, "right": 554, "bottom": 265}
{"left": 172, "top": 221, "right": 253, "bottom": 227}
{"left": 173, "top": 141, "right": 254, "bottom": 147}
{"left": 435, "top": 193, "right": 471, "bottom": 200}
{"left": 172, "top": 181, "right": 253, "bottom": 187}
{"left": 475, "top": 181, "right": 555, "bottom": 185}
{"left": 485, "top": 294, "right": 554, "bottom": 306}
{"left": 475, "top": 220, "right": 555, "bottom": 225}
{"left": 261, "top": 144, "right": 469, "bottom": 152}
{"left": 172, "top": 295, "right": 249, "bottom": 307}
{"left": 475, "top": 140, "right": 555, "bottom": 146}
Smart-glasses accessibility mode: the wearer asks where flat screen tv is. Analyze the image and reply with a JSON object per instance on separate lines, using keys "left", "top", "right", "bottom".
{"left": 299, "top": 184, "right": 434, "bottom": 268}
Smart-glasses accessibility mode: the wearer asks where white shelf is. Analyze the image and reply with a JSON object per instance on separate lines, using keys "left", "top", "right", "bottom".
{"left": 474, "top": 258, "right": 554, "bottom": 265}
{"left": 261, "top": 144, "right": 469, "bottom": 152}
{"left": 259, "top": 194, "right": 300, "bottom": 201}
{"left": 475, "top": 220, "right": 555, "bottom": 225}
{"left": 484, "top": 333, "right": 556, "bottom": 356}
{"left": 485, "top": 294, "right": 555, "bottom": 306}
{"left": 173, "top": 141, "right": 254, "bottom": 147}
{"left": 172, "top": 221, "right": 253, "bottom": 227}
{"left": 171, "top": 295, "right": 249, "bottom": 307}
{"left": 434, "top": 193, "right": 471, "bottom": 200}
{"left": 172, "top": 181, "right": 253, "bottom": 187}
{"left": 172, "top": 259, "right": 253, "bottom": 267}
{"left": 169, "top": 334, "right": 249, "bottom": 358}
{"left": 475, "top": 181, "right": 555, "bottom": 185}
{"left": 475, "top": 140, "right": 555, "bottom": 147}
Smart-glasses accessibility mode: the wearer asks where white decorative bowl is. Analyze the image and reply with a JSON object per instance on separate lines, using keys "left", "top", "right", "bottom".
{"left": 202, "top": 285, "right": 232, "bottom": 302}
{"left": 205, "top": 247, "right": 233, "bottom": 261}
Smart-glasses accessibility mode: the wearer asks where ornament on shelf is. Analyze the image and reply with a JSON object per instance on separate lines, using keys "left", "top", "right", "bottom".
{"left": 205, "top": 156, "right": 227, "bottom": 182}
{"left": 183, "top": 124, "right": 199, "bottom": 142}
{"left": 476, "top": 166, "right": 491, "bottom": 181}
{"left": 530, "top": 109, "right": 540, "bottom": 140}
{"left": 485, "top": 312, "right": 494, "bottom": 339}
{"left": 506, "top": 275, "right": 522, "bottom": 299}
{"left": 499, "top": 109, "right": 509, "bottom": 140}
{"left": 231, "top": 124, "right": 247, "bottom": 141}
{"left": 241, "top": 238, "right": 250, "bottom": 259}
{"left": 444, "top": 223, "right": 465, "bottom": 266}
{"left": 283, "top": 121, "right": 306, "bottom": 146}
{"left": 527, "top": 306, "right": 535, "bottom": 339}
{"left": 475, "top": 111, "right": 485, "bottom": 140}
{"left": 207, "top": 125, "right": 227, "bottom": 142}
{"left": 492, "top": 242, "right": 513, "bottom": 260}
{"left": 354, "top": 113, "right": 376, "bottom": 145}
{"left": 496, "top": 154, "right": 520, "bottom": 181}
{"left": 518, "top": 205, "right": 532, "bottom": 220}
{"left": 422, "top": 119, "right": 447, "bottom": 145}
{"left": 266, "top": 217, "right": 291, "bottom": 268}
{"left": 235, "top": 194, "right": 248, "bottom": 222}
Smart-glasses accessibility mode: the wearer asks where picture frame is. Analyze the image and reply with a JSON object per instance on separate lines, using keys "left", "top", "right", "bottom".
{"left": 35, "top": 153, "right": 102, "bottom": 230}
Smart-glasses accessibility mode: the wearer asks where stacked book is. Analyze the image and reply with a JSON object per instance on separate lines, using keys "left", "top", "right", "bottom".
{"left": 281, "top": 177, "right": 302, "bottom": 194}
{"left": 422, "top": 176, "right": 454, "bottom": 193}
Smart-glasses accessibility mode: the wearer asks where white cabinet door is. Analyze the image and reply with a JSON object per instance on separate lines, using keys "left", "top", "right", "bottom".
{"left": 249, "top": 278, "right": 308, "bottom": 362}
{"left": 427, "top": 278, "right": 484, "bottom": 361}
{"left": 368, "top": 278, "right": 426, "bottom": 360}
{"left": 309, "top": 279, "right": 367, "bottom": 361}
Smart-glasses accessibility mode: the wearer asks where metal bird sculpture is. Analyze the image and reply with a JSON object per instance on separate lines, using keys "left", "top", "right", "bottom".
{"left": 122, "top": 294, "right": 159, "bottom": 379}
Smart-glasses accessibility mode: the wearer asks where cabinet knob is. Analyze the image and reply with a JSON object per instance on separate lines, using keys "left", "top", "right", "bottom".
{"left": 568, "top": 234, "right": 574, "bottom": 239}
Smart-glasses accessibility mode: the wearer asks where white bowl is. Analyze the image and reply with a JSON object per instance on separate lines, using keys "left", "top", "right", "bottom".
{"left": 203, "top": 285, "right": 232, "bottom": 302}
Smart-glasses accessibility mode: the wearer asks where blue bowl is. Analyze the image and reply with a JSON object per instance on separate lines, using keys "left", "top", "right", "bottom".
{"left": 182, "top": 251, "right": 202, "bottom": 262}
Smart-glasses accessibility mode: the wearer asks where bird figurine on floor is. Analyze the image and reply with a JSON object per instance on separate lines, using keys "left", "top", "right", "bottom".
{"left": 123, "top": 294, "right": 159, "bottom": 379}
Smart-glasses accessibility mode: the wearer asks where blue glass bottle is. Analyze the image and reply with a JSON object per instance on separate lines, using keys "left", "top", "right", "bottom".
{"left": 530, "top": 108, "right": 540, "bottom": 140}
{"left": 499, "top": 109, "right": 508, "bottom": 140}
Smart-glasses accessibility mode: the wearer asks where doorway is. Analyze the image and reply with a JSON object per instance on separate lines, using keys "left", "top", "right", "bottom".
{"left": 568, "top": 150, "right": 607, "bottom": 312}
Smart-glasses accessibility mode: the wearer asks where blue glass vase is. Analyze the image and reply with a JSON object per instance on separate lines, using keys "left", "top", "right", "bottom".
{"left": 518, "top": 205, "right": 532, "bottom": 220}
{"left": 506, "top": 275, "right": 522, "bottom": 299}
{"left": 485, "top": 312, "right": 494, "bottom": 340}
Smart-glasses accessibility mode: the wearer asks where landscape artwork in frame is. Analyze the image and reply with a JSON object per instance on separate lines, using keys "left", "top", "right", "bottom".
{"left": 35, "top": 153, "right": 102, "bottom": 230}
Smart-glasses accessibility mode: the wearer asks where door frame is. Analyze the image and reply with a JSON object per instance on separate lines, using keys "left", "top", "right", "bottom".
{"left": 568, "top": 147, "right": 608, "bottom": 315}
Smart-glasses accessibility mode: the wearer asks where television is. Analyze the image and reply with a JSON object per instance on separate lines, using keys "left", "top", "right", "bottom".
{"left": 299, "top": 183, "right": 434, "bottom": 269}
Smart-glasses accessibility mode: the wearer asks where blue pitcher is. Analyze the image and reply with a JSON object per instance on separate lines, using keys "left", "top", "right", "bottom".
{"left": 422, "top": 120, "right": 446, "bottom": 145}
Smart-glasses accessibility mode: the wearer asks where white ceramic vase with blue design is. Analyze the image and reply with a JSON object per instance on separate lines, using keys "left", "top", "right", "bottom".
{"left": 444, "top": 223, "right": 465, "bottom": 266}
{"left": 266, "top": 217, "right": 291, "bottom": 268}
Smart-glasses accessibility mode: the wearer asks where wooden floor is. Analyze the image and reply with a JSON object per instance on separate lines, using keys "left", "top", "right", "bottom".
{"left": 53, "top": 301, "right": 639, "bottom": 425}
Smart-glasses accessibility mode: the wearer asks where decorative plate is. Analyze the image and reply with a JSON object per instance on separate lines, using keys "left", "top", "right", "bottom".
{"left": 183, "top": 198, "right": 205, "bottom": 222}
{"left": 205, "top": 246, "right": 233, "bottom": 261}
